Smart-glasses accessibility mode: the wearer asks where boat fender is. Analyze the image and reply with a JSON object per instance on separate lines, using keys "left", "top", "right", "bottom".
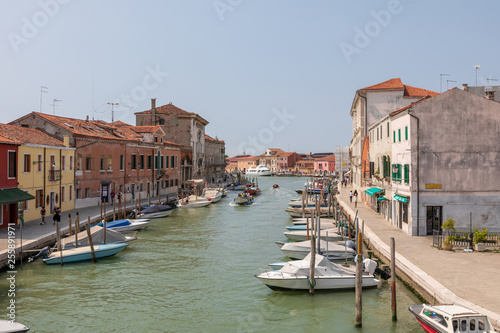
{"left": 363, "top": 259, "right": 378, "bottom": 276}
{"left": 345, "top": 240, "right": 355, "bottom": 250}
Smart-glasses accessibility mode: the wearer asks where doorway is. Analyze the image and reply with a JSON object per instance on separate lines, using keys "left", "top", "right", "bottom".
{"left": 426, "top": 206, "right": 442, "bottom": 235}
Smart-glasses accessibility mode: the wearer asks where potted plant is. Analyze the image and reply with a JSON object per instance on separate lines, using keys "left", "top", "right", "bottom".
{"left": 441, "top": 218, "right": 456, "bottom": 251}
{"left": 473, "top": 227, "right": 488, "bottom": 252}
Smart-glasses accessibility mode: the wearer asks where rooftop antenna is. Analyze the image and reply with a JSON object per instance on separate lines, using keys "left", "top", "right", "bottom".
{"left": 107, "top": 102, "right": 119, "bottom": 122}
{"left": 92, "top": 75, "right": 95, "bottom": 120}
{"left": 40, "top": 86, "right": 48, "bottom": 113}
{"left": 474, "top": 65, "right": 480, "bottom": 86}
{"left": 487, "top": 78, "right": 498, "bottom": 86}
{"left": 50, "top": 98, "right": 62, "bottom": 115}
{"left": 446, "top": 80, "right": 457, "bottom": 90}
{"left": 440, "top": 74, "right": 450, "bottom": 93}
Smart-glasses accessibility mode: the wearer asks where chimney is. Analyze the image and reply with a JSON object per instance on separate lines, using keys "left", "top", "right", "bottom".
{"left": 485, "top": 90, "right": 495, "bottom": 100}
{"left": 462, "top": 83, "right": 468, "bottom": 92}
{"left": 86, "top": 115, "right": 89, "bottom": 121}
{"left": 151, "top": 98, "right": 157, "bottom": 125}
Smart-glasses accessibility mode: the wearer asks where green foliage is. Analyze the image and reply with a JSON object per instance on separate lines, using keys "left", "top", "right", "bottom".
{"left": 441, "top": 219, "right": 456, "bottom": 232}
{"left": 473, "top": 227, "right": 489, "bottom": 245}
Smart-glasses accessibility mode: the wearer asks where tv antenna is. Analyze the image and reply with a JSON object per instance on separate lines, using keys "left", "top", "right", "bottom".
{"left": 40, "top": 86, "right": 48, "bottom": 113}
{"left": 440, "top": 74, "right": 450, "bottom": 93}
{"left": 50, "top": 98, "right": 62, "bottom": 115}
{"left": 446, "top": 80, "right": 457, "bottom": 90}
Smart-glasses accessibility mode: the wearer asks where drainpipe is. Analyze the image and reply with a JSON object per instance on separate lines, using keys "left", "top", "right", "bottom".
{"left": 408, "top": 109, "right": 420, "bottom": 236}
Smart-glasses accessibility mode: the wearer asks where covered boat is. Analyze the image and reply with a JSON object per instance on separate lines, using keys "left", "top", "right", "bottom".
{"left": 255, "top": 253, "right": 380, "bottom": 290}
{"left": 139, "top": 204, "right": 174, "bottom": 219}
{"left": 61, "top": 226, "right": 136, "bottom": 249}
{"left": 408, "top": 304, "right": 497, "bottom": 333}
{"left": 42, "top": 243, "right": 128, "bottom": 264}
{"left": 277, "top": 239, "right": 356, "bottom": 260}
{"left": 96, "top": 219, "right": 149, "bottom": 233}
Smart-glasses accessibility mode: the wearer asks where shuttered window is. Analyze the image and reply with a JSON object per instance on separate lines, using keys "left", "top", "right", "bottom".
{"left": 404, "top": 164, "right": 410, "bottom": 183}
{"left": 405, "top": 126, "right": 408, "bottom": 140}
{"left": 8, "top": 151, "right": 16, "bottom": 178}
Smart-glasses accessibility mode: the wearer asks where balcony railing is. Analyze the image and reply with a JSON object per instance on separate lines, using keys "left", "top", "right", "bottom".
{"left": 49, "top": 170, "right": 62, "bottom": 182}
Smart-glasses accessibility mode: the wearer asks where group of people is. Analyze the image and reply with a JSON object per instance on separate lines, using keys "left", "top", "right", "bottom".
{"left": 339, "top": 177, "right": 349, "bottom": 187}
{"left": 349, "top": 190, "right": 359, "bottom": 208}
{"left": 40, "top": 206, "right": 61, "bottom": 225}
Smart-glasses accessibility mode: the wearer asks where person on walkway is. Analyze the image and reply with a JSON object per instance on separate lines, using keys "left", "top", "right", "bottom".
{"left": 349, "top": 191, "right": 353, "bottom": 203}
{"left": 353, "top": 193, "right": 358, "bottom": 208}
{"left": 40, "top": 207, "right": 46, "bottom": 225}
{"left": 52, "top": 206, "right": 61, "bottom": 225}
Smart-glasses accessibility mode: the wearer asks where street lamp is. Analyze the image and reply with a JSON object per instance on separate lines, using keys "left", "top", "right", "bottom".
{"left": 392, "top": 164, "right": 400, "bottom": 174}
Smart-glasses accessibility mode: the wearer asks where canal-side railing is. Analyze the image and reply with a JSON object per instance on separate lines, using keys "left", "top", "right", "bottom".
{"left": 433, "top": 230, "right": 500, "bottom": 250}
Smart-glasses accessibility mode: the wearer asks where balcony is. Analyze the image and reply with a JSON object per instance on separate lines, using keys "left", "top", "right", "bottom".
{"left": 49, "top": 170, "right": 62, "bottom": 182}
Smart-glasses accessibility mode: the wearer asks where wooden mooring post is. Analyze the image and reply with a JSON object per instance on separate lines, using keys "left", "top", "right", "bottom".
{"left": 308, "top": 210, "right": 316, "bottom": 295}
{"left": 75, "top": 212, "right": 80, "bottom": 248}
{"left": 391, "top": 237, "right": 397, "bottom": 321}
{"left": 68, "top": 214, "right": 72, "bottom": 236}
{"left": 86, "top": 216, "right": 97, "bottom": 263}
{"left": 55, "top": 219, "right": 63, "bottom": 266}
{"left": 355, "top": 218, "right": 363, "bottom": 327}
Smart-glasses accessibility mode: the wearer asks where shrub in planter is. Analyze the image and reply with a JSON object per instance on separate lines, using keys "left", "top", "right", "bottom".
{"left": 441, "top": 219, "right": 456, "bottom": 250}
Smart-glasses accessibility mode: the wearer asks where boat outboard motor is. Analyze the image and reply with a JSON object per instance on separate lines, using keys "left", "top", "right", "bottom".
{"left": 345, "top": 240, "right": 356, "bottom": 250}
{"left": 28, "top": 246, "right": 51, "bottom": 262}
{"left": 362, "top": 259, "right": 378, "bottom": 276}
{"left": 374, "top": 266, "right": 391, "bottom": 280}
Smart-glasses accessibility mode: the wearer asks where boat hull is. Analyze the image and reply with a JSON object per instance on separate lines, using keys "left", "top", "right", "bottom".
{"left": 284, "top": 230, "right": 342, "bottom": 242}
{"left": 255, "top": 274, "right": 379, "bottom": 291}
{"left": 177, "top": 201, "right": 211, "bottom": 208}
{"left": 43, "top": 243, "right": 128, "bottom": 264}
{"left": 139, "top": 209, "right": 173, "bottom": 219}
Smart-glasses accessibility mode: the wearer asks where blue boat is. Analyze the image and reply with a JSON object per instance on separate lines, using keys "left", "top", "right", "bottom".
{"left": 42, "top": 243, "right": 128, "bottom": 264}
{"left": 96, "top": 219, "right": 150, "bottom": 233}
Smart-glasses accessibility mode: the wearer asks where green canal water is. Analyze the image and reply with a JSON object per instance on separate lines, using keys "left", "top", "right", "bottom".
{"left": 1, "top": 177, "right": 423, "bottom": 332}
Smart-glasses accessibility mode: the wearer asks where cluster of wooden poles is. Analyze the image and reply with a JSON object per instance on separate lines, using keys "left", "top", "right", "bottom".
{"left": 299, "top": 177, "right": 398, "bottom": 327}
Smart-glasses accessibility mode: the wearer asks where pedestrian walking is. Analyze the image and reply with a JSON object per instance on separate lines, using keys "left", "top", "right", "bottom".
{"left": 349, "top": 190, "right": 353, "bottom": 203}
{"left": 52, "top": 206, "right": 61, "bottom": 225}
{"left": 353, "top": 193, "right": 358, "bottom": 208}
{"left": 40, "top": 206, "right": 46, "bottom": 225}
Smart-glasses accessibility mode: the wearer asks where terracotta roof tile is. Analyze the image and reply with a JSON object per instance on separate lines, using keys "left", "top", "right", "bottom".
{"left": 135, "top": 103, "right": 193, "bottom": 116}
{"left": 360, "top": 78, "right": 438, "bottom": 97}
{"left": 314, "top": 154, "right": 335, "bottom": 161}
{"left": 0, "top": 123, "right": 64, "bottom": 146}
{"left": 361, "top": 78, "right": 404, "bottom": 91}
{"left": 131, "top": 125, "right": 162, "bottom": 134}
{"left": 404, "top": 85, "right": 439, "bottom": 97}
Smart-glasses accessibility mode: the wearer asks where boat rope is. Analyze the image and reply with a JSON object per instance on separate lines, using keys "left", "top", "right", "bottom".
{"left": 307, "top": 276, "right": 317, "bottom": 288}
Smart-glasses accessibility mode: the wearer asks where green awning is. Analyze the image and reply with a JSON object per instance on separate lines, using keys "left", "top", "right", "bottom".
{"left": 365, "top": 187, "right": 383, "bottom": 197}
{"left": 377, "top": 197, "right": 388, "bottom": 201}
{"left": 0, "top": 188, "right": 35, "bottom": 205}
{"left": 394, "top": 194, "right": 409, "bottom": 203}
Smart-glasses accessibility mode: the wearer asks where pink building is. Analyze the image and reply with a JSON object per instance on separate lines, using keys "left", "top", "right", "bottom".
{"left": 313, "top": 154, "right": 335, "bottom": 175}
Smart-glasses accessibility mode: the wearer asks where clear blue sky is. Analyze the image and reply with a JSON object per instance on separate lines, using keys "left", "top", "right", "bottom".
{"left": 2, "top": 0, "right": 499, "bottom": 156}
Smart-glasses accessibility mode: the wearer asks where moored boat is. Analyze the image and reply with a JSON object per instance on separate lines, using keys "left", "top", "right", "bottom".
{"left": 62, "top": 226, "right": 136, "bottom": 248}
{"left": 0, "top": 320, "right": 30, "bottom": 332}
{"left": 202, "top": 188, "right": 223, "bottom": 203}
{"left": 284, "top": 228, "right": 342, "bottom": 242}
{"left": 408, "top": 304, "right": 497, "bottom": 333}
{"left": 177, "top": 195, "right": 212, "bottom": 208}
{"left": 276, "top": 239, "right": 356, "bottom": 260}
{"left": 97, "top": 219, "right": 149, "bottom": 233}
{"left": 42, "top": 243, "right": 128, "bottom": 264}
{"left": 255, "top": 253, "right": 380, "bottom": 290}
{"left": 139, "top": 204, "right": 175, "bottom": 219}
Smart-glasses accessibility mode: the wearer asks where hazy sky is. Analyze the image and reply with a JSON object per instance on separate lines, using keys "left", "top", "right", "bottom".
{"left": 2, "top": 1, "right": 499, "bottom": 156}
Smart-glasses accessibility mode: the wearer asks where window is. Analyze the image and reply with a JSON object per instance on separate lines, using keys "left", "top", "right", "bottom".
{"left": 76, "top": 188, "right": 82, "bottom": 199}
{"left": 154, "top": 136, "right": 158, "bottom": 142}
{"left": 405, "top": 126, "right": 408, "bottom": 140}
{"left": 404, "top": 164, "right": 410, "bottom": 183}
{"left": 387, "top": 122, "right": 389, "bottom": 137}
{"left": 175, "top": 155, "right": 177, "bottom": 168}
{"left": 175, "top": 179, "right": 178, "bottom": 186}
{"left": 131, "top": 154, "right": 137, "bottom": 170}
{"left": 61, "top": 186, "right": 65, "bottom": 203}
{"left": 37, "top": 154, "right": 43, "bottom": 172}
{"left": 22, "top": 191, "right": 29, "bottom": 211}
{"left": 77, "top": 154, "right": 82, "bottom": 170}
{"left": 393, "top": 131, "right": 396, "bottom": 143}
{"left": 100, "top": 155, "right": 105, "bottom": 171}
{"left": 161, "top": 138, "right": 163, "bottom": 143}
{"left": 154, "top": 155, "right": 158, "bottom": 169}
{"left": 85, "top": 188, "right": 90, "bottom": 198}
{"left": 120, "top": 155, "right": 124, "bottom": 170}
{"left": 470, "top": 319, "right": 476, "bottom": 331}
{"left": 61, "top": 155, "right": 66, "bottom": 171}
{"left": 170, "top": 179, "right": 174, "bottom": 187}
{"left": 8, "top": 151, "right": 16, "bottom": 178}
{"left": 147, "top": 155, "right": 152, "bottom": 169}
{"left": 166, "top": 155, "right": 169, "bottom": 168}
{"left": 392, "top": 164, "right": 402, "bottom": 181}
{"left": 85, "top": 155, "right": 92, "bottom": 171}
{"left": 23, "top": 154, "right": 31, "bottom": 173}
{"left": 160, "top": 155, "right": 164, "bottom": 169}
{"left": 376, "top": 127, "right": 379, "bottom": 141}
{"left": 108, "top": 155, "right": 112, "bottom": 170}
{"left": 140, "top": 155, "right": 144, "bottom": 170}
{"left": 398, "top": 129, "right": 401, "bottom": 142}
{"left": 69, "top": 185, "right": 73, "bottom": 201}
{"left": 69, "top": 155, "right": 73, "bottom": 171}
{"left": 36, "top": 189, "right": 44, "bottom": 208}
{"left": 171, "top": 155, "right": 175, "bottom": 169}
{"left": 159, "top": 118, "right": 165, "bottom": 125}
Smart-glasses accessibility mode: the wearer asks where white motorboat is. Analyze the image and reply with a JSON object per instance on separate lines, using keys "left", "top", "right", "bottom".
{"left": 255, "top": 253, "right": 380, "bottom": 290}
{"left": 177, "top": 195, "right": 211, "bottom": 208}
{"left": 202, "top": 188, "right": 223, "bottom": 203}
{"left": 227, "top": 184, "right": 248, "bottom": 191}
{"left": 285, "top": 207, "right": 331, "bottom": 218}
{"left": 62, "top": 226, "right": 136, "bottom": 249}
{"left": 42, "top": 243, "right": 128, "bottom": 265}
{"left": 0, "top": 320, "right": 30, "bottom": 332}
{"left": 96, "top": 219, "right": 149, "bottom": 233}
{"left": 284, "top": 228, "right": 342, "bottom": 242}
{"left": 276, "top": 240, "right": 356, "bottom": 260}
{"left": 246, "top": 165, "right": 272, "bottom": 176}
{"left": 292, "top": 218, "right": 336, "bottom": 225}
{"left": 409, "top": 304, "right": 497, "bottom": 333}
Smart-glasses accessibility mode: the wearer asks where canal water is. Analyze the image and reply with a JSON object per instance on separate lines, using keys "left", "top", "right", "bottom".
{"left": 1, "top": 177, "right": 423, "bottom": 332}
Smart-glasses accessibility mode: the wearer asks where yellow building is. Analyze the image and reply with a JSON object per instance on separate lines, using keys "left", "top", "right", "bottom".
{"left": 0, "top": 124, "right": 75, "bottom": 223}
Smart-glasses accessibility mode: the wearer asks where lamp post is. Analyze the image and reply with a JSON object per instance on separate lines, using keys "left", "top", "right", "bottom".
{"left": 474, "top": 65, "right": 480, "bottom": 86}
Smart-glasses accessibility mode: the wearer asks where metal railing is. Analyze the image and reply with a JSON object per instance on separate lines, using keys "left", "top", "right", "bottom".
{"left": 433, "top": 230, "right": 499, "bottom": 249}
{"left": 48, "top": 170, "right": 62, "bottom": 182}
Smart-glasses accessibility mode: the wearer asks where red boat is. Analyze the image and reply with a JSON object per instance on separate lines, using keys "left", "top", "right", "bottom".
{"left": 409, "top": 304, "right": 497, "bottom": 333}
{"left": 245, "top": 187, "right": 261, "bottom": 196}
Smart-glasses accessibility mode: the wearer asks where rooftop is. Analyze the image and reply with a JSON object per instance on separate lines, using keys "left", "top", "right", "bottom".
{"left": 0, "top": 123, "right": 65, "bottom": 147}
{"left": 360, "top": 78, "right": 439, "bottom": 97}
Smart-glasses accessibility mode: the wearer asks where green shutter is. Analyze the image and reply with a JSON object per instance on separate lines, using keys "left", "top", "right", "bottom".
{"left": 166, "top": 155, "right": 169, "bottom": 168}
{"left": 405, "top": 126, "right": 408, "bottom": 140}
{"left": 382, "top": 156, "right": 387, "bottom": 177}
{"left": 171, "top": 156, "right": 175, "bottom": 168}
{"left": 397, "top": 164, "right": 402, "bottom": 181}
{"left": 398, "top": 129, "right": 401, "bottom": 142}
{"left": 404, "top": 164, "right": 410, "bottom": 183}
{"left": 393, "top": 131, "right": 396, "bottom": 143}
{"left": 161, "top": 155, "right": 164, "bottom": 169}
